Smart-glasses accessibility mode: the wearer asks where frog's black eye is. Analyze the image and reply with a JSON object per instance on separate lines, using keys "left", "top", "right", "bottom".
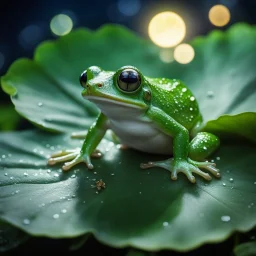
{"left": 118, "top": 69, "right": 141, "bottom": 92}
{"left": 80, "top": 70, "right": 87, "bottom": 87}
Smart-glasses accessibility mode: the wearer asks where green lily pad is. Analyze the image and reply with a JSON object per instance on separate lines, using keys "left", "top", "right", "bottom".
{"left": 1, "top": 23, "right": 256, "bottom": 133}
{"left": 203, "top": 112, "right": 256, "bottom": 143}
{"left": 0, "top": 130, "right": 255, "bottom": 251}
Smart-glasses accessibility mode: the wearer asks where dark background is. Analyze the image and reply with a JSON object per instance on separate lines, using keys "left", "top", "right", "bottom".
{"left": 0, "top": 0, "right": 255, "bottom": 77}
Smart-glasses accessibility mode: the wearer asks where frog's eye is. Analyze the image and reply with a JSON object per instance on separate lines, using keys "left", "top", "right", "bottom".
{"left": 80, "top": 70, "right": 87, "bottom": 87}
{"left": 118, "top": 69, "right": 141, "bottom": 92}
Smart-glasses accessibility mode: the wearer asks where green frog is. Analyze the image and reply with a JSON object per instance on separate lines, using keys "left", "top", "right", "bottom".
{"left": 48, "top": 66, "right": 220, "bottom": 183}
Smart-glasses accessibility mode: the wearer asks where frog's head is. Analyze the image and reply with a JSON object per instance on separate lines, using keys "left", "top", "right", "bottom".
{"left": 79, "top": 66, "right": 152, "bottom": 112}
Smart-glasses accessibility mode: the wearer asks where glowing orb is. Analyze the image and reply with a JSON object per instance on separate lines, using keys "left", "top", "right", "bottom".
{"left": 50, "top": 14, "right": 73, "bottom": 36}
{"left": 209, "top": 5, "right": 230, "bottom": 27}
{"left": 148, "top": 12, "right": 186, "bottom": 48}
{"left": 174, "top": 44, "right": 195, "bottom": 64}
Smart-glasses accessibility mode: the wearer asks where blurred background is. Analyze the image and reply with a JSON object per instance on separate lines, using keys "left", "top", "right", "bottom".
{"left": 0, "top": 0, "right": 255, "bottom": 130}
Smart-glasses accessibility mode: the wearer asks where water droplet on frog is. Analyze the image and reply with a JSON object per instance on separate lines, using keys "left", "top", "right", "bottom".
{"left": 203, "top": 146, "right": 207, "bottom": 150}
{"left": 53, "top": 214, "right": 59, "bottom": 219}
{"left": 163, "top": 222, "right": 169, "bottom": 227}
{"left": 222, "top": 182, "right": 226, "bottom": 187}
{"left": 190, "top": 96, "right": 195, "bottom": 101}
{"left": 254, "top": 181, "right": 256, "bottom": 185}
{"left": 221, "top": 215, "right": 230, "bottom": 222}
{"left": 8, "top": 153, "right": 12, "bottom": 157}
{"left": 47, "top": 169, "right": 51, "bottom": 173}
{"left": 189, "top": 108, "right": 193, "bottom": 111}
{"left": 4, "top": 173, "right": 8, "bottom": 176}
{"left": 23, "top": 219, "right": 30, "bottom": 225}
{"left": 93, "top": 172, "right": 97, "bottom": 175}
{"left": 216, "top": 157, "right": 220, "bottom": 160}
{"left": 2, "top": 155, "right": 6, "bottom": 159}
{"left": 24, "top": 172, "right": 28, "bottom": 176}
{"left": 61, "top": 209, "right": 67, "bottom": 213}
{"left": 54, "top": 173, "right": 59, "bottom": 177}
{"left": 207, "top": 91, "right": 214, "bottom": 98}
{"left": 38, "top": 102, "right": 43, "bottom": 107}
{"left": 229, "top": 178, "right": 234, "bottom": 183}
{"left": 111, "top": 173, "right": 115, "bottom": 176}
{"left": 10, "top": 177, "right": 13, "bottom": 180}
{"left": 71, "top": 174, "right": 76, "bottom": 178}
{"left": 15, "top": 190, "right": 20, "bottom": 194}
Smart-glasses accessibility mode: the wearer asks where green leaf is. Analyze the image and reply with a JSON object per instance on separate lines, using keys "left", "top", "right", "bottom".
{"left": 1, "top": 23, "right": 256, "bottom": 133}
{"left": 204, "top": 112, "right": 256, "bottom": 143}
{"left": 0, "top": 130, "right": 255, "bottom": 251}
{"left": 0, "top": 105, "right": 21, "bottom": 131}
{"left": 234, "top": 241, "right": 256, "bottom": 256}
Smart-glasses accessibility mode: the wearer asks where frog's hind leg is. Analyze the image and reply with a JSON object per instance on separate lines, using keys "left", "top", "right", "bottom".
{"left": 188, "top": 131, "right": 220, "bottom": 178}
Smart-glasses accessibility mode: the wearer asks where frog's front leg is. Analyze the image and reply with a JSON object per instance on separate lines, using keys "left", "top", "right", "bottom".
{"left": 141, "top": 107, "right": 220, "bottom": 183}
{"left": 48, "top": 113, "right": 108, "bottom": 171}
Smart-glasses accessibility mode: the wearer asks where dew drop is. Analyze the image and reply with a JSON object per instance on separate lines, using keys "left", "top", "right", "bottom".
{"left": 38, "top": 102, "right": 43, "bottom": 107}
{"left": 61, "top": 209, "right": 67, "bottom": 213}
{"left": 207, "top": 90, "right": 214, "bottom": 98}
{"left": 71, "top": 174, "right": 76, "bottom": 178}
{"left": 47, "top": 169, "right": 51, "bottom": 173}
{"left": 182, "top": 88, "right": 187, "bottom": 92}
{"left": 229, "top": 178, "right": 234, "bottom": 183}
{"left": 53, "top": 214, "right": 59, "bottom": 219}
{"left": 54, "top": 173, "right": 59, "bottom": 177}
{"left": 221, "top": 215, "right": 230, "bottom": 222}
{"left": 23, "top": 219, "right": 30, "bottom": 225}
{"left": 203, "top": 146, "right": 207, "bottom": 150}
{"left": 190, "top": 96, "right": 195, "bottom": 101}
{"left": 10, "top": 177, "right": 13, "bottom": 180}
{"left": 254, "top": 181, "right": 256, "bottom": 185}
{"left": 216, "top": 156, "right": 220, "bottom": 160}
{"left": 222, "top": 182, "right": 226, "bottom": 187}
{"left": 163, "top": 222, "right": 169, "bottom": 227}
{"left": 2, "top": 155, "right": 6, "bottom": 159}
{"left": 111, "top": 173, "right": 115, "bottom": 176}
{"left": 189, "top": 107, "right": 193, "bottom": 111}
{"left": 4, "top": 173, "right": 8, "bottom": 176}
{"left": 24, "top": 172, "right": 28, "bottom": 176}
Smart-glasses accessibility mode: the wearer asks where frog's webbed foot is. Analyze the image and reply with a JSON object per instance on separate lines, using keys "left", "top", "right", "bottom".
{"left": 140, "top": 158, "right": 220, "bottom": 183}
{"left": 48, "top": 149, "right": 102, "bottom": 171}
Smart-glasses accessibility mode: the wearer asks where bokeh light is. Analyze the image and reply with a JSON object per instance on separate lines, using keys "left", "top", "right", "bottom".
{"left": 148, "top": 12, "right": 186, "bottom": 48}
{"left": 18, "top": 24, "right": 44, "bottom": 50}
{"left": 159, "top": 49, "right": 174, "bottom": 63}
{"left": 209, "top": 5, "right": 231, "bottom": 27}
{"left": 174, "top": 44, "right": 195, "bottom": 64}
{"left": 118, "top": 0, "right": 141, "bottom": 16}
{"left": 50, "top": 14, "right": 73, "bottom": 36}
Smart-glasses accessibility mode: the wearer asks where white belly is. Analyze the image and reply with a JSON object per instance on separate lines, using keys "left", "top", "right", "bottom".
{"left": 110, "top": 119, "right": 173, "bottom": 155}
{"left": 86, "top": 96, "right": 173, "bottom": 155}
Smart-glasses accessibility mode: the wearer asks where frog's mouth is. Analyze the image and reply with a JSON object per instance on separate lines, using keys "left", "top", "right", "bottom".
{"left": 85, "top": 95, "right": 146, "bottom": 109}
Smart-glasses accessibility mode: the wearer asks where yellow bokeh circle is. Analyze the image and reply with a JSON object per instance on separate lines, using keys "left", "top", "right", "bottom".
{"left": 148, "top": 12, "right": 186, "bottom": 48}
{"left": 209, "top": 5, "right": 230, "bottom": 27}
{"left": 174, "top": 44, "right": 195, "bottom": 64}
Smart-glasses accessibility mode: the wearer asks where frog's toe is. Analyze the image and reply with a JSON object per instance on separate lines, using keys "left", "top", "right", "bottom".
{"left": 71, "top": 131, "right": 87, "bottom": 139}
{"left": 62, "top": 155, "right": 94, "bottom": 171}
{"left": 48, "top": 152, "right": 78, "bottom": 165}
{"left": 50, "top": 148, "right": 79, "bottom": 158}
{"left": 190, "top": 160, "right": 221, "bottom": 178}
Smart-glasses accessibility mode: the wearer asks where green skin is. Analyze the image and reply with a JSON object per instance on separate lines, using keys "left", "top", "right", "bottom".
{"left": 48, "top": 66, "right": 220, "bottom": 183}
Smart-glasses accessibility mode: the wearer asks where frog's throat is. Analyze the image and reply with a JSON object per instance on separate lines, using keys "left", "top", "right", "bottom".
{"left": 84, "top": 95, "right": 147, "bottom": 109}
